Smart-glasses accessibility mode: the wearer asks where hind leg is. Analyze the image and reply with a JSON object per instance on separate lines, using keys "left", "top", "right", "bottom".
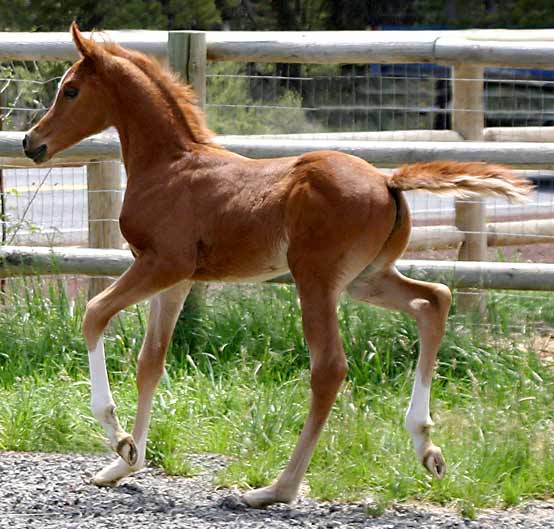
{"left": 242, "top": 283, "right": 348, "bottom": 508}
{"left": 347, "top": 267, "right": 451, "bottom": 479}
{"left": 92, "top": 280, "right": 192, "bottom": 486}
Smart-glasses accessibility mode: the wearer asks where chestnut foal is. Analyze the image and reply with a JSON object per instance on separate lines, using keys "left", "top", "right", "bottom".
{"left": 24, "top": 24, "right": 531, "bottom": 508}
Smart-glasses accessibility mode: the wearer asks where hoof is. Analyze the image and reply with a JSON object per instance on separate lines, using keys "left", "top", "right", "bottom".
{"left": 241, "top": 485, "right": 295, "bottom": 509}
{"left": 423, "top": 445, "right": 446, "bottom": 480}
{"left": 92, "top": 456, "right": 143, "bottom": 488}
{"left": 92, "top": 473, "right": 122, "bottom": 488}
{"left": 116, "top": 435, "right": 138, "bottom": 467}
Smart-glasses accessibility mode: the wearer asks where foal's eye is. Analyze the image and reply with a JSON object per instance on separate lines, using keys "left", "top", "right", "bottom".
{"left": 63, "top": 86, "right": 79, "bottom": 99}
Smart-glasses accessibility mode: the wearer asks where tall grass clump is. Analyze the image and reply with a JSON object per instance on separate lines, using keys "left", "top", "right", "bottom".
{"left": 1, "top": 278, "right": 554, "bottom": 514}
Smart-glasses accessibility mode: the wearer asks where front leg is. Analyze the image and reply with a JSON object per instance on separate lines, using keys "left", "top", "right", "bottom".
{"left": 82, "top": 256, "right": 192, "bottom": 473}
{"left": 93, "top": 281, "right": 192, "bottom": 486}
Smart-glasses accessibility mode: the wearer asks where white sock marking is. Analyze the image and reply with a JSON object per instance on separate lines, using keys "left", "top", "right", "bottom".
{"left": 405, "top": 371, "right": 432, "bottom": 455}
{"left": 88, "top": 336, "right": 115, "bottom": 420}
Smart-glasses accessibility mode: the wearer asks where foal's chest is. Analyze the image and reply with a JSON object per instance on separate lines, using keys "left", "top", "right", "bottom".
{"left": 118, "top": 183, "right": 194, "bottom": 252}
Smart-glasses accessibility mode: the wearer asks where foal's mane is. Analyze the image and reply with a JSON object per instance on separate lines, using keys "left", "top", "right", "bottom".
{"left": 98, "top": 39, "right": 215, "bottom": 145}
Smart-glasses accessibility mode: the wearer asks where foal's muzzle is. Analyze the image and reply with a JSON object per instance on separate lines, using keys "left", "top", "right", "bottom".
{"left": 23, "top": 134, "right": 48, "bottom": 163}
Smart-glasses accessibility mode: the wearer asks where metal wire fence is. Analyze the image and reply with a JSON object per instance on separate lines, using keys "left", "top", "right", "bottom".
{"left": 0, "top": 59, "right": 66, "bottom": 131}
{"left": 206, "top": 62, "right": 554, "bottom": 135}
{"left": 1, "top": 57, "right": 554, "bottom": 263}
{"left": 0, "top": 49, "right": 553, "bottom": 347}
{"left": 206, "top": 61, "right": 554, "bottom": 269}
{"left": 0, "top": 162, "right": 125, "bottom": 247}
{"left": 206, "top": 62, "right": 446, "bottom": 135}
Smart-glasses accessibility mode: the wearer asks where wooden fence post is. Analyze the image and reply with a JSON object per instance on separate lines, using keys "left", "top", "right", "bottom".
{"left": 452, "top": 65, "right": 487, "bottom": 314}
{"left": 168, "top": 31, "right": 207, "bottom": 107}
{"left": 168, "top": 31, "right": 208, "bottom": 317}
{"left": 87, "top": 161, "right": 123, "bottom": 298}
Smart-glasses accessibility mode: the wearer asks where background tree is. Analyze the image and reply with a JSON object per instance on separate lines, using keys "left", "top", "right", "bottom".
{"left": 0, "top": 0, "right": 221, "bottom": 31}
{"left": 2, "top": 1, "right": 554, "bottom": 32}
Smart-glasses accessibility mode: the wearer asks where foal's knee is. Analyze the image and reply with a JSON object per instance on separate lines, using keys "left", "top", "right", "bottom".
{"left": 82, "top": 297, "right": 111, "bottom": 349}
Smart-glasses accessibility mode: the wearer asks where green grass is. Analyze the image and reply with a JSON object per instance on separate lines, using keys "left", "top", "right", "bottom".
{"left": 1, "top": 278, "right": 554, "bottom": 514}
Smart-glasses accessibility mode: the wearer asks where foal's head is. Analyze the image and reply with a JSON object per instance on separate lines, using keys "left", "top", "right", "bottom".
{"left": 23, "top": 23, "right": 113, "bottom": 163}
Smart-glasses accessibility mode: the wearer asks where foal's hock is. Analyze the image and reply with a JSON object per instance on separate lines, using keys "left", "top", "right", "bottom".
{"left": 23, "top": 23, "right": 532, "bottom": 508}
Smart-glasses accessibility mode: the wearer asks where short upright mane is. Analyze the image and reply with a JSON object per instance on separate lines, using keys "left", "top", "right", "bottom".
{"left": 101, "top": 40, "right": 215, "bottom": 145}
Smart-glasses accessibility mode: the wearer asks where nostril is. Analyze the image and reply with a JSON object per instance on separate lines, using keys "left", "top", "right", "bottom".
{"left": 22, "top": 135, "right": 28, "bottom": 150}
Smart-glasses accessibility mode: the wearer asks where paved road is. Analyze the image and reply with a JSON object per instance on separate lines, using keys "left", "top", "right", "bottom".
{"left": 2, "top": 165, "right": 553, "bottom": 246}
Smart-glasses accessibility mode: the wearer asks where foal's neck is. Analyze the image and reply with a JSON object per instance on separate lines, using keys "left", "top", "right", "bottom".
{"left": 107, "top": 65, "right": 204, "bottom": 179}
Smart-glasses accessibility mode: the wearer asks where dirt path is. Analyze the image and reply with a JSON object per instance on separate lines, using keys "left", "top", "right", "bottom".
{"left": 2, "top": 451, "right": 554, "bottom": 529}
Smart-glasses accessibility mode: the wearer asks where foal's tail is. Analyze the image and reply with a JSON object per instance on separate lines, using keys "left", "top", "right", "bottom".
{"left": 387, "top": 161, "right": 532, "bottom": 202}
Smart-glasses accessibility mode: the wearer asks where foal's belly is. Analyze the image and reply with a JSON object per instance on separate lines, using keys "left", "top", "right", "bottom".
{"left": 191, "top": 238, "right": 290, "bottom": 283}
{"left": 224, "top": 265, "right": 291, "bottom": 283}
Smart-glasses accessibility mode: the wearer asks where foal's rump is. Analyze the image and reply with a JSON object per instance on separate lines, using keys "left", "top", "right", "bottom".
{"left": 283, "top": 150, "right": 398, "bottom": 283}
{"left": 350, "top": 158, "right": 533, "bottom": 284}
{"left": 283, "top": 153, "right": 532, "bottom": 289}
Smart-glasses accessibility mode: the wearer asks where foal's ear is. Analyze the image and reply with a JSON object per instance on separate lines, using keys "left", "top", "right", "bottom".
{"left": 70, "top": 21, "right": 96, "bottom": 59}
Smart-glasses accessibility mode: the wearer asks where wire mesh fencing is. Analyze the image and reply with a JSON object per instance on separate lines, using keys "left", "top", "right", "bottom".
{"left": 206, "top": 61, "right": 554, "bottom": 266}
{"left": 206, "top": 62, "right": 554, "bottom": 136}
{"left": 0, "top": 49, "right": 552, "bottom": 347}
{"left": 0, "top": 162, "right": 128, "bottom": 247}
{"left": 1, "top": 56, "right": 554, "bottom": 270}
{"left": 0, "top": 58, "right": 66, "bottom": 131}
{"left": 206, "top": 62, "right": 448, "bottom": 136}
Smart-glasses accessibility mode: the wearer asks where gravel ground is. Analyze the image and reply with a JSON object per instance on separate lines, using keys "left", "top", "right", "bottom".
{"left": 2, "top": 451, "right": 554, "bottom": 529}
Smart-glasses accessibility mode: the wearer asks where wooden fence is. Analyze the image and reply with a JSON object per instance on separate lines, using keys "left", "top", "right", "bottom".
{"left": 3, "top": 246, "right": 554, "bottom": 292}
{"left": 1, "top": 29, "right": 553, "bottom": 293}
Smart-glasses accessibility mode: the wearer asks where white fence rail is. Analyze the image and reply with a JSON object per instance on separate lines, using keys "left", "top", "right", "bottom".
{"left": 1, "top": 29, "right": 554, "bottom": 295}
{"left": 3, "top": 131, "right": 554, "bottom": 167}
{"left": 4, "top": 29, "right": 554, "bottom": 66}
{"left": 2, "top": 246, "right": 553, "bottom": 292}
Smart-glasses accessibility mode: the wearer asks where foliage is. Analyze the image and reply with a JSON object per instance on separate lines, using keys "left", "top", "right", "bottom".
{"left": 0, "top": 0, "right": 222, "bottom": 31}
{"left": 0, "top": 60, "right": 68, "bottom": 131}
{"left": 416, "top": 0, "right": 554, "bottom": 29}
{"left": 2, "top": 1, "right": 554, "bottom": 32}
{"left": 206, "top": 62, "right": 326, "bottom": 134}
{"left": 2, "top": 0, "right": 551, "bottom": 137}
